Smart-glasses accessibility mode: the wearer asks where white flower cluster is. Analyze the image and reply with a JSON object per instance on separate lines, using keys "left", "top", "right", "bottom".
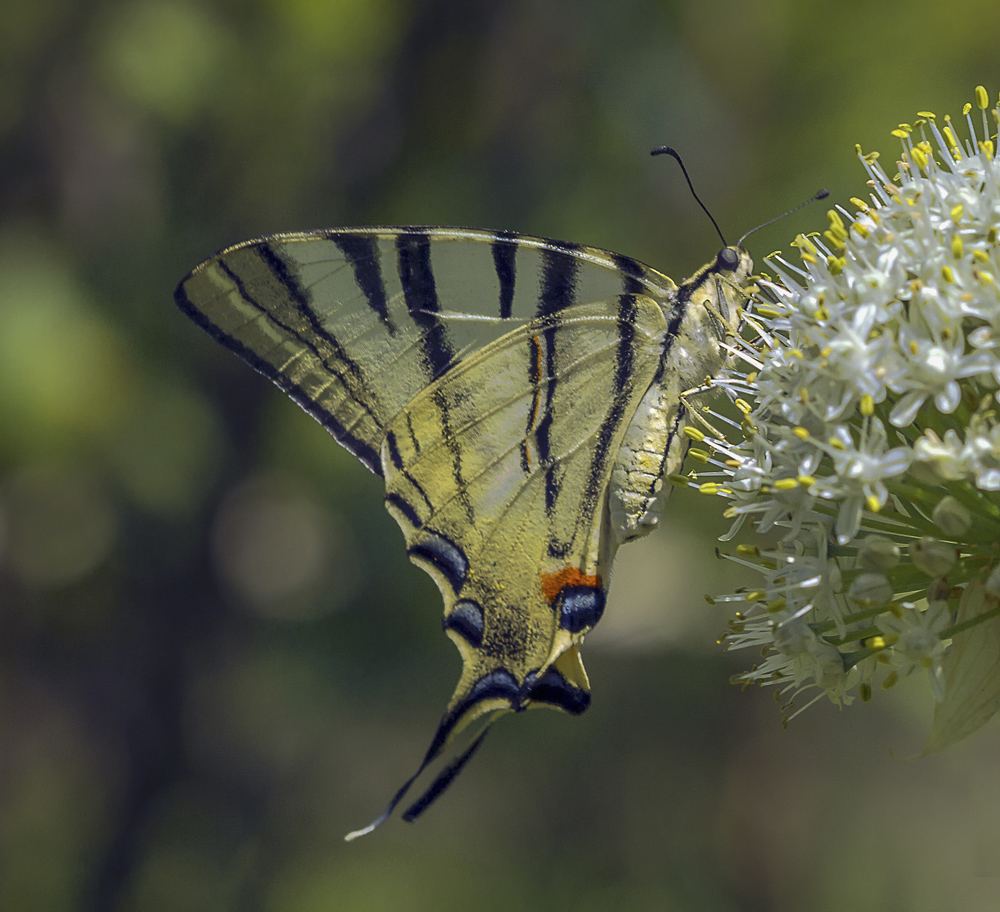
{"left": 696, "top": 87, "right": 1000, "bottom": 749}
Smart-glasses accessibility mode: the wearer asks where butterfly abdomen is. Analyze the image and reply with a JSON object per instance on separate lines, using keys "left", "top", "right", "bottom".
{"left": 608, "top": 374, "right": 688, "bottom": 542}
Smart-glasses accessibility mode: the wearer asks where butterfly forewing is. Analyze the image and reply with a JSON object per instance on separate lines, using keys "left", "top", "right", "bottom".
{"left": 176, "top": 228, "right": 677, "bottom": 476}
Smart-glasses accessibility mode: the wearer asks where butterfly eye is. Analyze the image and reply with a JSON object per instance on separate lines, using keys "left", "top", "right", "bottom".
{"left": 716, "top": 247, "right": 741, "bottom": 272}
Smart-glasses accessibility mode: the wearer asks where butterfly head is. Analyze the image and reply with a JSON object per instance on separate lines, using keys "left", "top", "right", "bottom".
{"left": 702, "top": 243, "right": 753, "bottom": 338}
{"left": 669, "top": 244, "right": 753, "bottom": 388}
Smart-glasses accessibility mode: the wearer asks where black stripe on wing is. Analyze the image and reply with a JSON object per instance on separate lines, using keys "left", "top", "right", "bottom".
{"left": 394, "top": 232, "right": 473, "bottom": 514}
{"left": 610, "top": 251, "right": 650, "bottom": 296}
{"left": 383, "top": 428, "right": 435, "bottom": 520}
{"left": 546, "top": 292, "right": 642, "bottom": 559}
{"left": 584, "top": 291, "right": 638, "bottom": 502}
{"left": 174, "top": 254, "right": 384, "bottom": 476}
{"left": 331, "top": 233, "right": 397, "bottom": 335}
{"left": 538, "top": 241, "right": 580, "bottom": 317}
{"left": 396, "top": 230, "right": 455, "bottom": 380}
{"left": 491, "top": 231, "right": 518, "bottom": 319}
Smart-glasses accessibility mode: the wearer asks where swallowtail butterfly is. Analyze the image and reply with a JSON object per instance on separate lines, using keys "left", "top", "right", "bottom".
{"left": 176, "top": 174, "right": 759, "bottom": 837}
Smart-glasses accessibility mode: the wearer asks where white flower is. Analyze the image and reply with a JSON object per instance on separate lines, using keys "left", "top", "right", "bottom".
{"left": 695, "top": 87, "right": 1000, "bottom": 748}
{"left": 876, "top": 600, "right": 951, "bottom": 700}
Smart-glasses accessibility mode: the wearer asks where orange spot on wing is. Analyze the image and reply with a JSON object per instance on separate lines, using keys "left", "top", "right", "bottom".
{"left": 539, "top": 566, "right": 602, "bottom": 605}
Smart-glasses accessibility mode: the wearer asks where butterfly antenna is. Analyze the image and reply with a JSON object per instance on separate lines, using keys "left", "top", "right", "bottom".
{"left": 651, "top": 145, "right": 727, "bottom": 246}
{"left": 737, "top": 188, "right": 830, "bottom": 246}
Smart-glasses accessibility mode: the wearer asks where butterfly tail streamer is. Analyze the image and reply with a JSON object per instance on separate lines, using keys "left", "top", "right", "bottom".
{"left": 401, "top": 728, "right": 491, "bottom": 823}
{"left": 344, "top": 712, "right": 501, "bottom": 840}
{"left": 343, "top": 765, "right": 427, "bottom": 842}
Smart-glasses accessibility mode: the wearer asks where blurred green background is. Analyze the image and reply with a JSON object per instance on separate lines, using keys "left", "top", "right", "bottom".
{"left": 2, "top": 1, "right": 1000, "bottom": 910}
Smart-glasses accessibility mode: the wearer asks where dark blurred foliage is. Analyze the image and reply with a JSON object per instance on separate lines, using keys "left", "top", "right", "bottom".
{"left": 2, "top": 1, "right": 1000, "bottom": 910}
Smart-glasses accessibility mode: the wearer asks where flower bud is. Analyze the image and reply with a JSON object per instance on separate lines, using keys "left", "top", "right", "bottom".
{"left": 848, "top": 572, "right": 894, "bottom": 607}
{"left": 932, "top": 496, "right": 973, "bottom": 538}
{"left": 857, "top": 535, "right": 901, "bottom": 571}
{"left": 910, "top": 536, "right": 958, "bottom": 577}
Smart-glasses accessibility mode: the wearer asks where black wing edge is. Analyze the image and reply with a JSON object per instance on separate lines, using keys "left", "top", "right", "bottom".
{"left": 173, "top": 275, "right": 383, "bottom": 476}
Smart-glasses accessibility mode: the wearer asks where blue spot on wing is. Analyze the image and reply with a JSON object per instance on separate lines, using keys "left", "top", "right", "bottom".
{"left": 443, "top": 599, "right": 485, "bottom": 648}
{"left": 555, "top": 585, "right": 606, "bottom": 634}
{"left": 407, "top": 532, "right": 469, "bottom": 593}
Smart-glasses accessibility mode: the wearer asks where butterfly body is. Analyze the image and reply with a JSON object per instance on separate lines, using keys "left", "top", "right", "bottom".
{"left": 176, "top": 227, "right": 751, "bottom": 835}
{"left": 608, "top": 247, "right": 749, "bottom": 542}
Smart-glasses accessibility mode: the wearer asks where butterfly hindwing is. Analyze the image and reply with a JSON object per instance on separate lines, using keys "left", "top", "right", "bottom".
{"left": 381, "top": 298, "right": 667, "bottom": 746}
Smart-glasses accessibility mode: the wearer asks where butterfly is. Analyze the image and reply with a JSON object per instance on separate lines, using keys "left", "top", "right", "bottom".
{"left": 176, "top": 221, "right": 752, "bottom": 838}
